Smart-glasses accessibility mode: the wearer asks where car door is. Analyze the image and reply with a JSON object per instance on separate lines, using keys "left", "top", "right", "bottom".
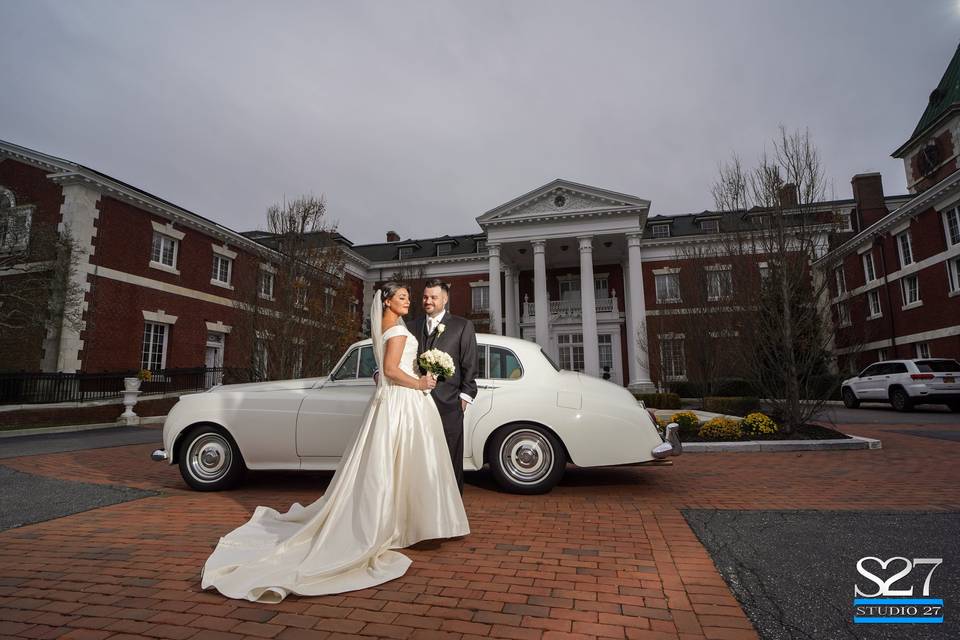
{"left": 296, "top": 345, "right": 377, "bottom": 460}
{"left": 464, "top": 343, "right": 523, "bottom": 459}
{"left": 462, "top": 343, "right": 499, "bottom": 459}
{"left": 852, "top": 364, "right": 882, "bottom": 399}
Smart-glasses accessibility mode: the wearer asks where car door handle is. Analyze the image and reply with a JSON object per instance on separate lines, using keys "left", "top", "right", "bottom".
{"left": 477, "top": 383, "right": 499, "bottom": 389}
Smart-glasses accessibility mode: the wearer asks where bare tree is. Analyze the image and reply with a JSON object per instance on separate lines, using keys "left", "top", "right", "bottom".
{"left": 711, "top": 126, "right": 836, "bottom": 432}
{"left": 233, "top": 195, "right": 356, "bottom": 381}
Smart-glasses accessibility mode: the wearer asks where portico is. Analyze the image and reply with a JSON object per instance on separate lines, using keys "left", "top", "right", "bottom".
{"left": 476, "top": 180, "right": 656, "bottom": 391}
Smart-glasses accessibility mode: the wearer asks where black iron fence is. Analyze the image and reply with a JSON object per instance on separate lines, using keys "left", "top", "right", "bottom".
{"left": 0, "top": 367, "right": 250, "bottom": 405}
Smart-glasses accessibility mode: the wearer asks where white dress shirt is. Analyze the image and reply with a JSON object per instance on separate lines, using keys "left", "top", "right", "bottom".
{"left": 426, "top": 310, "right": 473, "bottom": 405}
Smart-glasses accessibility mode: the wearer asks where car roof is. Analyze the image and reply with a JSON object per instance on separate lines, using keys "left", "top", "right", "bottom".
{"left": 346, "top": 332, "right": 542, "bottom": 356}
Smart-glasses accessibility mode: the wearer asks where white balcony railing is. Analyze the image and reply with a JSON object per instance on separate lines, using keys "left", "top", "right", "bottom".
{"left": 522, "top": 295, "right": 617, "bottom": 319}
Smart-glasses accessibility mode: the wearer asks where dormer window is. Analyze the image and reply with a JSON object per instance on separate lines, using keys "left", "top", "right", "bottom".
{"left": 751, "top": 215, "right": 767, "bottom": 227}
{"left": 398, "top": 246, "right": 414, "bottom": 260}
{"left": 700, "top": 219, "right": 720, "bottom": 234}
{"left": 476, "top": 239, "right": 487, "bottom": 252}
{"left": 436, "top": 243, "right": 452, "bottom": 256}
{"left": 651, "top": 224, "right": 670, "bottom": 239}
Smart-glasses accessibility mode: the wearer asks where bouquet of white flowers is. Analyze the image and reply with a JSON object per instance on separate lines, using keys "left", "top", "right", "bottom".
{"left": 418, "top": 349, "right": 455, "bottom": 394}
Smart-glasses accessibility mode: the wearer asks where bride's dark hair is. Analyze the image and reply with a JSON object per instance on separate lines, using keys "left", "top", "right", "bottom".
{"left": 379, "top": 281, "right": 408, "bottom": 308}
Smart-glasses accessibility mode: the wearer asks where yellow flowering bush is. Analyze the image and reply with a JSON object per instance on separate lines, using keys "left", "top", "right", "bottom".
{"left": 742, "top": 412, "right": 778, "bottom": 436}
{"left": 137, "top": 368, "right": 153, "bottom": 382}
{"left": 698, "top": 417, "right": 743, "bottom": 440}
{"left": 669, "top": 411, "right": 701, "bottom": 437}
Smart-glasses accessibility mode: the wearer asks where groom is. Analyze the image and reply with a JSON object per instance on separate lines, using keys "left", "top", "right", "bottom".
{"left": 411, "top": 279, "right": 478, "bottom": 494}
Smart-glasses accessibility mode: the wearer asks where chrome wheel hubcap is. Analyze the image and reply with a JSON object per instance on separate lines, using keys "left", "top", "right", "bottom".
{"left": 188, "top": 433, "right": 232, "bottom": 482}
{"left": 499, "top": 430, "right": 554, "bottom": 486}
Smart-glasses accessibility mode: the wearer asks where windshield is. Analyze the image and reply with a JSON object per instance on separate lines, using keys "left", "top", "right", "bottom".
{"left": 915, "top": 359, "right": 960, "bottom": 373}
{"left": 541, "top": 348, "right": 561, "bottom": 371}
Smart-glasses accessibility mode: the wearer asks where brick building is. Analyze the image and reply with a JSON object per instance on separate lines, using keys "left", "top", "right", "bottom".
{"left": 817, "top": 43, "right": 960, "bottom": 370}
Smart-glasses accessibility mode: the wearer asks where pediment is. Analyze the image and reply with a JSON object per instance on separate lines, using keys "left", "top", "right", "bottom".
{"left": 476, "top": 179, "right": 649, "bottom": 226}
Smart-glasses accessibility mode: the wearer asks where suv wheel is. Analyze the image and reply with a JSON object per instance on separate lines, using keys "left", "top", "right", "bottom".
{"left": 889, "top": 387, "right": 913, "bottom": 412}
{"left": 841, "top": 387, "right": 860, "bottom": 409}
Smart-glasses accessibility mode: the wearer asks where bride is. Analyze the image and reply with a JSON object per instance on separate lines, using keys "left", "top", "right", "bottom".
{"left": 200, "top": 282, "right": 470, "bottom": 603}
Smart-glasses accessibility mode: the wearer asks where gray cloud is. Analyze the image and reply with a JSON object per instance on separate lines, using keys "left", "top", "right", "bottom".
{"left": 1, "top": 0, "right": 957, "bottom": 243}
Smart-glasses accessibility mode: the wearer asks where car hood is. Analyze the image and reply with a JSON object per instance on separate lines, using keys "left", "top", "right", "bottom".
{"left": 208, "top": 376, "right": 328, "bottom": 393}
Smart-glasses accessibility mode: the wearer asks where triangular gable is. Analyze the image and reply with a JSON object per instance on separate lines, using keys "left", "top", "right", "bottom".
{"left": 476, "top": 179, "right": 649, "bottom": 225}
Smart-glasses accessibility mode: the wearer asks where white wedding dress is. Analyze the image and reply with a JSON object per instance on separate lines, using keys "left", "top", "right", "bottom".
{"left": 200, "top": 301, "right": 469, "bottom": 603}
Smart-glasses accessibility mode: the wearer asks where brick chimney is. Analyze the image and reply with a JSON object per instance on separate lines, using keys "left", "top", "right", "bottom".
{"left": 851, "top": 173, "right": 887, "bottom": 231}
{"left": 778, "top": 183, "right": 798, "bottom": 208}
{"left": 386, "top": 230, "right": 400, "bottom": 242}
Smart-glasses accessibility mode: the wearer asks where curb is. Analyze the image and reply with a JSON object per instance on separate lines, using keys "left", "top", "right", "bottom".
{"left": 0, "top": 416, "right": 165, "bottom": 439}
{"left": 681, "top": 435, "right": 881, "bottom": 453}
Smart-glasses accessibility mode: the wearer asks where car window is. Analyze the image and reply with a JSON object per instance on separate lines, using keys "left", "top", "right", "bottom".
{"left": 541, "top": 348, "right": 561, "bottom": 372}
{"left": 916, "top": 359, "right": 960, "bottom": 373}
{"left": 489, "top": 347, "right": 523, "bottom": 380}
{"left": 886, "top": 363, "right": 908, "bottom": 374}
{"left": 477, "top": 345, "right": 488, "bottom": 378}
{"left": 358, "top": 346, "right": 377, "bottom": 378}
{"left": 859, "top": 364, "right": 882, "bottom": 377}
{"left": 331, "top": 348, "right": 359, "bottom": 381}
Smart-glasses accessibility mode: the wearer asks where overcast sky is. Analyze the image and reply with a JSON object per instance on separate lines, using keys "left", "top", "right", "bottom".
{"left": 2, "top": 1, "right": 958, "bottom": 245}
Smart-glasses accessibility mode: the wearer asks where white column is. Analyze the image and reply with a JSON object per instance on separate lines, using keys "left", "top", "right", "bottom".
{"left": 533, "top": 240, "right": 549, "bottom": 347}
{"left": 622, "top": 260, "right": 637, "bottom": 384}
{"left": 503, "top": 265, "right": 517, "bottom": 337}
{"left": 627, "top": 233, "right": 654, "bottom": 390}
{"left": 488, "top": 243, "right": 502, "bottom": 335}
{"left": 578, "top": 236, "right": 600, "bottom": 377}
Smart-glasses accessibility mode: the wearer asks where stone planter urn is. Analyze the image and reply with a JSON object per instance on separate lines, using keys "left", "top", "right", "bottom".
{"left": 120, "top": 377, "right": 142, "bottom": 424}
{"left": 123, "top": 377, "right": 142, "bottom": 392}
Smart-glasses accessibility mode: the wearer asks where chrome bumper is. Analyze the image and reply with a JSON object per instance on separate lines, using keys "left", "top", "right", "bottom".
{"left": 652, "top": 423, "right": 682, "bottom": 459}
{"left": 151, "top": 449, "right": 168, "bottom": 462}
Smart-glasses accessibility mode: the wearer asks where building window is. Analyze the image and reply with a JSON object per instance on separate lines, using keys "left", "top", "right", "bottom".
{"left": 836, "top": 210, "right": 853, "bottom": 232}
{"left": 660, "top": 335, "right": 686, "bottom": 380}
{"left": 655, "top": 272, "right": 681, "bottom": 303}
{"left": 706, "top": 269, "right": 733, "bottom": 301}
{"left": 557, "top": 333, "right": 585, "bottom": 372}
{"left": 211, "top": 254, "right": 232, "bottom": 285}
{"left": 598, "top": 334, "right": 613, "bottom": 376}
{"left": 253, "top": 338, "right": 269, "bottom": 380}
{"left": 295, "top": 285, "right": 308, "bottom": 309}
{"left": 877, "top": 348, "right": 888, "bottom": 361}
{"left": 948, "top": 256, "right": 960, "bottom": 293}
{"left": 349, "top": 298, "right": 359, "bottom": 318}
{"left": 323, "top": 287, "right": 335, "bottom": 312}
{"left": 945, "top": 208, "right": 960, "bottom": 246}
{"left": 759, "top": 264, "right": 770, "bottom": 284}
{"left": 258, "top": 270, "right": 275, "bottom": 299}
{"left": 837, "top": 302, "right": 851, "bottom": 327}
{"left": 594, "top": 277, "right": 609, "bottom": 299}
{"left": 471, "top": 285, "right": 489, "bottom": 312}
{"left": 867, "top": 289, "right": 882, "bottom": 319}
{"left": 862, "top": 252, "right": 877, "bottom": 283}
{"left": 699, "top": 219, "right": 719, "bottom": 234}
{"left": 141, "top": 322, "right": 168, "bottom": 371}
{"left": 896, "top": 231, "right": 914, "bottom": 267}
{"left": 151, "top": 233, "right": 179, "bottom": 269}
{"left": 398, "top": 246, "right": 414, "bottom": 260}
{"left": 476, "top": 239, "right": 487, "bottom": 252}
{"left": 651, "top": 224, "right": 670, "bottom": 239}
{"left": 835, "top": 267, "right": 846, "bottom": 295}
{"left": 0, "top": 188, "right": 31, "bottom": 254}
{"left": 915, "top": 342, "right": 931, "bottom": 359}
{"left": 436, "top": 243, "right": 452, "bottom": 256}
{"left": 901, "top": 275, "right": 920, "bottom": 307}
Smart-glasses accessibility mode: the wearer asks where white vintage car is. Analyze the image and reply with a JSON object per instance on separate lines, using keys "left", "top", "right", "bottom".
{"left": 151, "top": 334, "right": 680, "bottom": 494}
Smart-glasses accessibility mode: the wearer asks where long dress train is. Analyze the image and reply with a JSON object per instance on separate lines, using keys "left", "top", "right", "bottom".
{"left": 200, "top": 322, "right": 469, "bottom": 603}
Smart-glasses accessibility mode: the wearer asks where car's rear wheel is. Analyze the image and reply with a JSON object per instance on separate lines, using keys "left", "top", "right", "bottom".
{"left": 889, "top": 387, "right": 913, "bottom": 412}
{"left": 177, "top": 425, "right": 245, "bottom": 491}
{"left": 488, "top": 424, "right": 565, "bottom": 495}
{"left": 841, "top": 387, "right": 860, "bottom": 409}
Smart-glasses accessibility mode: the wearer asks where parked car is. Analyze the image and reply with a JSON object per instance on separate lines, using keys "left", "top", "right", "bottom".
{"left": 840, "top": 358, "right": 960, "bottom": 412}
{"left": 151, "top": 334, "right": 680, "bottom": 494}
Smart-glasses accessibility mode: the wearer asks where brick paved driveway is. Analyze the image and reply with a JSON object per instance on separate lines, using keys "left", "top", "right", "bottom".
{"left": 0, "top": 421, "right": 956, "bottom": 640}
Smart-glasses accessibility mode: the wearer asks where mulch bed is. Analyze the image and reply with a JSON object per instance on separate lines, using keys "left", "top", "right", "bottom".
{"left": 679, "top": 422, "right": 850, "bottom": 443}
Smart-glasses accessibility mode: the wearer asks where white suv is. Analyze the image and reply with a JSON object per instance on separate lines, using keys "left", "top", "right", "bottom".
{"left": 841, "top": 358, "right": 960, "bottom": 412}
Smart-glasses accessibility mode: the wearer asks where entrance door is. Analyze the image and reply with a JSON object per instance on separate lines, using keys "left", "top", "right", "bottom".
{"left": 205, "top": 332, "right": 225, "bottom": 386}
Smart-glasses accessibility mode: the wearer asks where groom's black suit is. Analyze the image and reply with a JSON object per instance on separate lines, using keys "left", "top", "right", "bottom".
{"left": 412, "top": 311, "right": 478, "bottom": 494}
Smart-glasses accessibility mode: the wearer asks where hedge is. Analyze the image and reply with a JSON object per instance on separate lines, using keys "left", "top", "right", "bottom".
{"left": 703, "top": 396, "right": 761, "bottom": 417}
{"left": 633, "top": 392, "right": 681, "bottom": 409}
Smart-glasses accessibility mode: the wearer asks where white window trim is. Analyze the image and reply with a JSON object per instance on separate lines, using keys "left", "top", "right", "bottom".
{"left": 151, "top": 220, "right": 185, "bottom": 241}
{"left": 141, "top": 321, "right": 169, "bottom": 371}
{"left": 651, "top": 224, "right": 671, "bottom": 238}
{"left": 212, "top": 243, "right": 238, "bottom": 260}
{"left": 948, "top": 256, "right": 960, "bottom": 297}
{"left": 657, "top": 332, "right": 687, "bottom": 381}
{"left": 896, "top": 231, "right": 914, "bottom": 268}
{"left": 0, "top": 201, "right": 34, "bottom": 255}
{"left": 706, "top": 269, "right": 733, "bottom": 302}
{"left": 915, "top": 342, "right": 931, "bottom": 359}
{"left": 258, "top": 269, "right": 275, "bottom": 301}
{"left": 142, "top": 309, "right": 178, "bottom": 324}
{"left": 943, "top": 208, "right": 960, "bottom": 247}
{"left": 704, "top": 264, "right": 732, "bottom": 272}
{"left": 888, "top": 220, "right": 911, "bottom": 236}
{"left": 654, "top": 272, "right": 681, "bottom": 304}
{"left": 900, "top": 275, "right": 921, "bottom": 310}
{"left": 836, "top": 302, "right": 852, "bottom": 328}
{"left": 210, "top": 254, "right": 234, "bottom": 290}
{"left": 205, "top": 320, "right": 232, "bottom": 334}
{"left": 866, "top": 290, "right": 882, "bottom": 320}
{"left": 862, "top": 253, "right": 877, "bottom": 283}
{"left": 652, "top": 267, "right": 680, "bottom": 275}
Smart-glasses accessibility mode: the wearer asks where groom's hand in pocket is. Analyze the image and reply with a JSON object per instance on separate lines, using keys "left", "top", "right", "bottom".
{"left": 461, "top": 399, "right": 468, "bottom": 412}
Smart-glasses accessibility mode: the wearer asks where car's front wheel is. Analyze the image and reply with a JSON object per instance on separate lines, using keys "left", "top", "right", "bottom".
{"left": 889, "top": 387, "right": 913, "bottom": 412}
{"left": 841, "top": 387, "right": 860, "bottom": 409}
{"left": 488, "top": 424, "right": 566, "bottom": 494}
{"left": 177, "top": 425, "right": 245, "bottom": 491}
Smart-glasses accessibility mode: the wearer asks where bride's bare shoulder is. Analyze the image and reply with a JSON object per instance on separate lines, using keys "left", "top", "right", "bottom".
{"left": 382, "top": 325, "right": 408, "bottom": 341}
